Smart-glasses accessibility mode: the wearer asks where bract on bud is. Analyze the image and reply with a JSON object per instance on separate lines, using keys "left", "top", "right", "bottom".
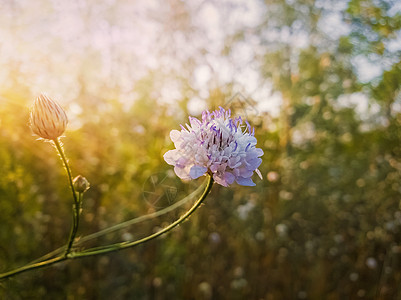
{"left": 30, "top": 93, "right": 68, "bottom": 140}
{"left": 73, "top": 175, "right": 90, "bottom": 193}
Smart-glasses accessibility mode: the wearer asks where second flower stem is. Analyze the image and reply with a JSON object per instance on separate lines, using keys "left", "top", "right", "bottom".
{"left": 53, "top": 138, "right": 79, "bottom": 256}
{"left": 70, "top": 175, "right": 214, "bottom": 258}
{"left": 0, "top": 176, "right": 214, "bottom": 280}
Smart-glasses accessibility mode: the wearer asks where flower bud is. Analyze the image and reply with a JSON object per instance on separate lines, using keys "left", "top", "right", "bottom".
{"left": 30, "top": 93, "right": 68, "bottom": 140}
{"left": 73, "top": 175, "right": 90, "bottom": 193}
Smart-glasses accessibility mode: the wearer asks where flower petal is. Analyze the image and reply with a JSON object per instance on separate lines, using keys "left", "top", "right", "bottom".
{"left": 189, "top": 165, "right": 208, "bottom": 179}
{"left": 174, "top": 166, "right": 191, "bottom": 180}
{"left": 163, "top": 149, "right": 179, "bottom": 165}
{"left": 245, "top": 157, "right": 262, "bottom": 170}
{"left": 239, "top": 167, "right": 253, "bottom": 178}
{"left": 236, "top": 176, "right": 256, "bottom": 186}
{"left": 213, "top": 173, "right": 229, "bottom": 187}
{"left": 170, "top": 130, "right": 181, "bottom": 142}
{"left": 225, "top": 172, "right": 235, "bottom": 185}
{"left": 247, "top": 148, "right": 264, "bottom": 158}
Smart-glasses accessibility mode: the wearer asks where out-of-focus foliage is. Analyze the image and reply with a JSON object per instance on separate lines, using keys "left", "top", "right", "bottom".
{"left": 1, "top": 0, "right": 401, "bottom": 299}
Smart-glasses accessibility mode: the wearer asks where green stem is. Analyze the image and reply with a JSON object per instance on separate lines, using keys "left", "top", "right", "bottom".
{"left": 69, "top": 175, "right": 214, "bottom": 258}
{"left": 0, "top": 176, "right": 214, "bottom": 280}
{"left": 0, "top": 256, "right": 66, "bottom": 280}
{"left": 53, "top": 138, "right": 79, "bottom": 256}
{"left": 27, "top": 181, "right": 206, "bottom": 265}
{"left": 75, "top": 178, "right": 207, "bottom": 245}
{"left": 69, "top": 192, "right": 82, "bottom": 250}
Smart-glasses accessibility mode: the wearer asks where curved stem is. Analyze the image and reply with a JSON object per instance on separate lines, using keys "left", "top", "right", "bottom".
{"left": 52, "top": 138, "right": 79, "bottom": 256}
{"left": 75, "top": 178, "right": 207, "bottom": 245}
{"left": 68, "top": 192, "right": 82, "bottom": 252}
{"left": 27, "top": 181, "right": 207, "bottom": 265}
{"left": 0, "top": 176, "right": 214, "bottom": 280}
{"left": 0, "top": 256, "right": 66, "bottom": 280}
{"left": 69, "top": 175, "right": 214, "bottom": 258}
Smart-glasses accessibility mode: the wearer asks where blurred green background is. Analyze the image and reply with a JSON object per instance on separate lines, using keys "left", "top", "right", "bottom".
{"left": 1, "top": 0, "right": 401, "bottom": 299}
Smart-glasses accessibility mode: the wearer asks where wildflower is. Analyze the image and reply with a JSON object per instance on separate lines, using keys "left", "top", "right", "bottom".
{"left": 30, "top": 93, "right": 68, "bottom": 140}
{"left": 164, "top": 107, "right": 263, "bottom": 186}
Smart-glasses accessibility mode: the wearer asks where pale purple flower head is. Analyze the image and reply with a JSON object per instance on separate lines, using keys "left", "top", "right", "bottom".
{"left": 164, "top": 107, "right": 263, "bottom": 187}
